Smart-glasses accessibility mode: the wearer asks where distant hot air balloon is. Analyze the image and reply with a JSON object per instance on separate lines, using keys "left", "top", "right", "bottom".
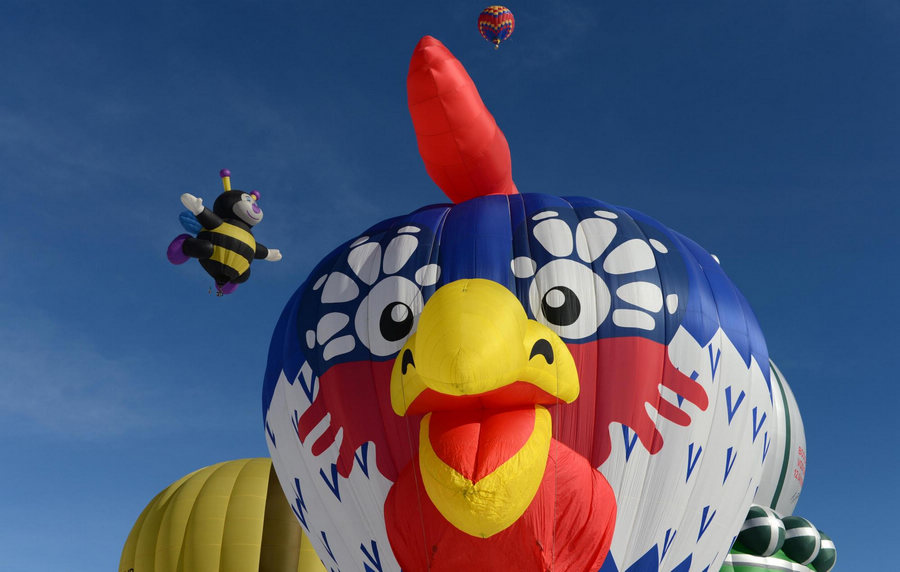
{"left": 120, "top": 458, "right": 325, "bottom": 572}
{"left": 477, "top": 5, "right": 515, "bottom": 49}
{"left": 263, "top": 36, "right": 775, "bottom": 572}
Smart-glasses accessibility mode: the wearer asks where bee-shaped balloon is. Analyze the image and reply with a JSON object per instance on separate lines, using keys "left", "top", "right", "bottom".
{"left": 167, "top": 169, "right": 282, "bottom": 295}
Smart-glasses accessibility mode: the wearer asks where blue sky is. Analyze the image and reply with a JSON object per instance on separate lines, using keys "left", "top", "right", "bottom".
{"left": 1, "top": 1, "right": 897, "bottom": 570}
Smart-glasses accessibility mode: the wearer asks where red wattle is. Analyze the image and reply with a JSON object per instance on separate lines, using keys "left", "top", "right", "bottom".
{"left": 428, "top": 407, "right": 536, "bottom": 482}
{"left": 385, "top": 439, "right": 617, "bottom": 572}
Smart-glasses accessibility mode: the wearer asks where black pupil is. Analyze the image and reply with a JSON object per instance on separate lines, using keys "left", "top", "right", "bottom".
{"left": 541, "top": 286, "right": 581, "bottom": 326}
{"left": 380, "top": 302, "right": 414, "bottom": 342}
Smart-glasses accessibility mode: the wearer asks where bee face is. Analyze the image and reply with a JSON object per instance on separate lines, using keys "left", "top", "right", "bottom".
{"left": 233, "top": 193, "right": 263, "bottom": 226}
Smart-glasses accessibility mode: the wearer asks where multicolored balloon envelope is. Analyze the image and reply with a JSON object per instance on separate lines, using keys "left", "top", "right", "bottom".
{"left": 477, "top": 5, "right": 515, "bottom": 48}
{"left": 264, "top": 37, "right": 776, "bottom": 572}
{"left": 120, "top": 458, "right": 325, "bottom": 572}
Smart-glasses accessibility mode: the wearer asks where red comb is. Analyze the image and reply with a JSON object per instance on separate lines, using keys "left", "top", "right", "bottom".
{"left": 407, "top": 36, "right": 518, "bottom": 203}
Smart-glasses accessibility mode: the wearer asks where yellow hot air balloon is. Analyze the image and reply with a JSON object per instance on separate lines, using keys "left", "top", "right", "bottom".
{"left": 120, "top": 458, "right": 325, "bottom": 572}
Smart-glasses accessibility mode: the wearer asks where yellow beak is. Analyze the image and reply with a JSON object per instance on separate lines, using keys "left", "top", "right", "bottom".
{"left": 390, "top": 278, "right": 579, "bottom": 416}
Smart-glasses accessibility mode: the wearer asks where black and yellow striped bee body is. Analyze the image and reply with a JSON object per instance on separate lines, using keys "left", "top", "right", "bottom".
{"left": 197, "top": 220, "right": 258, "bottom": 285}
{"left": 176, "top": 187, "right": 272, "bottom": 290}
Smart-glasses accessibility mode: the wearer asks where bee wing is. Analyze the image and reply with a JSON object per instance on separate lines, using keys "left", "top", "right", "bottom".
{"left": 179, "top": 210, "right": 203, "bottom": 234}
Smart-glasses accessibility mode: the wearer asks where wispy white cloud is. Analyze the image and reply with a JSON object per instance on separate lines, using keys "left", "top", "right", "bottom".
{"left": 200, "top": 75, "right": 418, "bottom": 268}
{"left": 0, "top": 306, "right": 182, "bottom": 440}
{"left": 0, "top": 100, "right": 153, "bottom": 195}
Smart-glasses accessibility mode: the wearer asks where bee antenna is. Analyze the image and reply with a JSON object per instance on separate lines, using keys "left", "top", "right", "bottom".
{"left": 219, "top": 169, "right": 232, "bottom": 192}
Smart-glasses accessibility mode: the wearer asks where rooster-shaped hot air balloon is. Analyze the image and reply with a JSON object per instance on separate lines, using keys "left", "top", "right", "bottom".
{"left": 264, "top": 37, "right": 775, "bottom": 572}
